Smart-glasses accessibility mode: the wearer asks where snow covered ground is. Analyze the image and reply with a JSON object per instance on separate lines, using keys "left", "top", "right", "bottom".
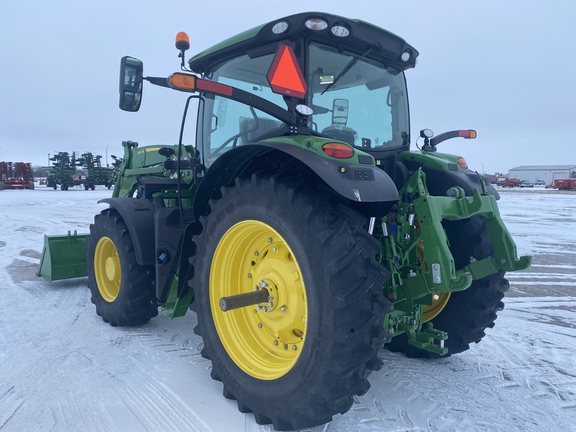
{"left": 1, "top": 186, "right": 575, "bottom": 432}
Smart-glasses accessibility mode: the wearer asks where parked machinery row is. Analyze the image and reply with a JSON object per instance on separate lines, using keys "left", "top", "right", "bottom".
{"left": 45, "top": 152, "right": 120, "bottom": 190}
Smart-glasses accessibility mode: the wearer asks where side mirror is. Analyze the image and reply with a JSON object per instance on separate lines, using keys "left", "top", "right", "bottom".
{"left": 119, "top": 56, "right": 144, "bottom": 112}
{"left": 332, "top": 98, "right": 349, "bottom": 126}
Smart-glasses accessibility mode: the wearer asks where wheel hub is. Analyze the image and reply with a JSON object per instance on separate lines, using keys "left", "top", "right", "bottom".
{"left": 105, "top": 256, "right": 118, "bottom": 281}
{"left": 210, "top": 220, "right": 308, "bottom": 380}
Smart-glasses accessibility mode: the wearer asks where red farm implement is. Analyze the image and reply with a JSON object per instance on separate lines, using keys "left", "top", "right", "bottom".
{"left": 553, "top": 179, "right": 576, "bottom": 191}
{"left": 0, "top": 162, "right": 35, "bottom": 190}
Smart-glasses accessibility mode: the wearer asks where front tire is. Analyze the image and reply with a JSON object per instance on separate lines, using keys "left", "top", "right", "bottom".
{"left": 87, "top": 208, "right": 158, "bottom": 326}
{"left": 191, "top": 173, "right": 390, "bottom": 430}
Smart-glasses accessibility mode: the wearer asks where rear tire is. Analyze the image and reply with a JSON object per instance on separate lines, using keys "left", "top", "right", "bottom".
{"left": 386, "top": 216, "right": 508, "bottom": 358}
{"left": 191, "top": 173, "right": 390, "bottom": 430}
{"left": 87, "top": 208, "right": 158, "bottom": 326}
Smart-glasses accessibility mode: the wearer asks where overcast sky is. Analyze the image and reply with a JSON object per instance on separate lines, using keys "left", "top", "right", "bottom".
{"left": 1, "top": 0, "right": 575, "bottom": 174}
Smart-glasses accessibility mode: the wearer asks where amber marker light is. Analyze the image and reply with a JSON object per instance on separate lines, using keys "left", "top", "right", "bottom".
{"left": 459, "top": 130, "right": 477, "bottom": 139}
{"left": 169, "top": 73, "right": 197, "bottom": 91}
{"left": 168, "top": 73, "right": 234, "bottom": 97}
{"left": 322, "top": 143, "right": 354, "bottom": 159}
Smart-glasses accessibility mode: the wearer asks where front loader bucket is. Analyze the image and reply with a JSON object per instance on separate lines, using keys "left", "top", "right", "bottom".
{"left": 36, "top": 231, "right": 89, "bottom": 282}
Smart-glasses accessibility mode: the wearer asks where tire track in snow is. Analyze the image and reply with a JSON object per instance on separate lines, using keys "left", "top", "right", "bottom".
{"left": 0, "top": 269, "right": 120, "bottom": 432}
{"left": 0, "top": 387, "right": 24, "bottom": 431}
{"left": 113, "top": 371, "right": 203, "bottom": 432}
{"left": 51, "top": 397, "right": 115, "bottom": 432}
{"left": 0, "top": 295, "right": 206, "bottom": 432}
{"left": 470, "top": 301, "right": 576, "bottom": 427}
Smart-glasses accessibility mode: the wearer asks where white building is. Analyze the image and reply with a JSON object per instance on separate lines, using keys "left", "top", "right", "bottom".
{"left": 508, "top": 165, "right": 576, "bottom": 185}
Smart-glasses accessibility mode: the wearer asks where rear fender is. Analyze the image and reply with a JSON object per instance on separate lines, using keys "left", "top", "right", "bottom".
{"left": 194, "top": 142, "right": 399, "bottom": 218}
{"left": 421, "top": 167, "right": 500, "bottom": 199}
{"left": 402, "top": 150, "right": 500, "bottom": 199}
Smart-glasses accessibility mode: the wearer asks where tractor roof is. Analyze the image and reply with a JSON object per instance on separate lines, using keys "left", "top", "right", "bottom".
{"left": 188, "top": 12, "right": 418, "bottom": 75}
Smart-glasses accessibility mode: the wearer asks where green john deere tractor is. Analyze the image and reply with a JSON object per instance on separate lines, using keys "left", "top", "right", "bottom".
{"left": 45, "top": 151, "right": 83, "bottom": 190}
{"left": 77, "top": 152, "right": 114, "bottom": 190}
{"left": 37, "top": 12, "right": 531, "bottom": 430}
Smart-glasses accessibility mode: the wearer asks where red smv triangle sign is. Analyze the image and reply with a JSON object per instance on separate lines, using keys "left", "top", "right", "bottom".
{"left": 267, "top": 44, "right": 307, "bottom": 99}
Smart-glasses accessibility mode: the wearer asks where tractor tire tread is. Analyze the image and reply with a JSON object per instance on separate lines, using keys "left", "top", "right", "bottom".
{"left": 87, "top": 209, "right": 157, "bottom": 327}
{"left": 191, "top": 172, "right": 391, "bottom": 430}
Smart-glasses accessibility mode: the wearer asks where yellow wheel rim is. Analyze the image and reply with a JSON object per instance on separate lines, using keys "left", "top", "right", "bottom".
{"left": 94, "top": 236, "right": 121, "bottom": 302}
{"left": 422, "top": 292, "right": 451, "bottom": 322}
{"left": 210, "top": 220, "right": 307, "bottom": 380}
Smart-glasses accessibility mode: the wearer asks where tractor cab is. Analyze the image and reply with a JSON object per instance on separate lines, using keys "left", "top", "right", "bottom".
{"left": 121, "top": 12, "right": 418, "bottom": 177}
{"left": 186, "top": 13, "right": 416, "bottom": 169}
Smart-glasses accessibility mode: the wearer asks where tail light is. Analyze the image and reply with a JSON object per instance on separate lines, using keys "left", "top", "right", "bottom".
{"left": 322, "top": 143, "right": 354, "bottom": 159}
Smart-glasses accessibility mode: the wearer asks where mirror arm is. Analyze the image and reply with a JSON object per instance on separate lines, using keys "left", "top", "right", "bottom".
{"left": 145, "top": 76, "right": 170, "bottom": 88}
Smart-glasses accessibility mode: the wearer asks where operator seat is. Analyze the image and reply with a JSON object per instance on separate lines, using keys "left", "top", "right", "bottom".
{"left": 239, "top": 117, "right": 282, "bottom": 144}
{"left": 321, "top": 125, "right": 358, "bottom": 146}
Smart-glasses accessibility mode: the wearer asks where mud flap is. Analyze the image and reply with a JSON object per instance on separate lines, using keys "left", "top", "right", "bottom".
{"left": 36, "top": 231, "right": 89, "bottom": 281}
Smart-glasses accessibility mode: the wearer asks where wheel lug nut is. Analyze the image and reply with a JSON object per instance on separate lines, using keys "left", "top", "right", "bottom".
{"left": 268, "top": 302, "right": 274, "bottom": 308}
{"left": 273, "top": 340, "right": 278, "bottom": 346}
{"left": 292, "top": 345, "right": 297, "bottom": 351}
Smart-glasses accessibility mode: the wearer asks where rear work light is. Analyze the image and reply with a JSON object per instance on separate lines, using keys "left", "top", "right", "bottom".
{"left": 322, "top": 143, "right": 354, "bottom": 159}
{"left": 330, "top": 24, "right": 350, "bottom": 37}
{"left": 272, "top": 21, "right": 289, "bottom": 34}
{"left": 305, "top": 18, "right": 328, "bottom": 31}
